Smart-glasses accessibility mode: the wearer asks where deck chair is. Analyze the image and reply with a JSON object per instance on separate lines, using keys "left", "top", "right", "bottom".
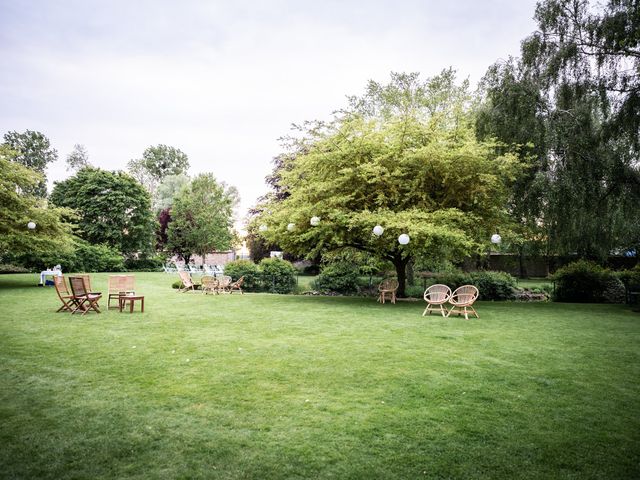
{"left": 107, "top": 275, "right": 135, "bottom": 309}
{"left": 423, "top": 284, "right": 452, "bottom": 317}
{"left": 178, "top": 271, "right": 196, "bottom": 292}
{"left": 69, "top": 276, "right": 102, "bottom": 315}
{"left": 53, "top": 275, "right": 76, "bottom": 312}
{"left": 201, "top": 275, "right": 218, "bottom": 295}
{"left": 377, "top": 278, "right": 399, "bottom": 304}
{"left": 229, "top": 276, "right": 244, "bottom": 294}
{"left": 447, "top": 285, "right": 480, "bottom": 319}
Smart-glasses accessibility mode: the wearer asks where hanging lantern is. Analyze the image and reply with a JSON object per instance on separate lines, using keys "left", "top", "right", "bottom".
{"left": 287, "top": 223, "right": 295, "bottom": 232}
{"left": 372, "top": 225, "right": 384, "bottom": 236}
{"left": 310, "top": 216, "right": 320, "bottom": 226}
{"left": 491, "top": 233, "right": 502, "bottom": 244}
{"left": 27, "top": 221, "right": 36, "bottom": 230}
{"left": 259, "top": 224, "right": 268, "bottom": 232}
{"left": 398, "top": 234, "right": 410, "bottom": 245}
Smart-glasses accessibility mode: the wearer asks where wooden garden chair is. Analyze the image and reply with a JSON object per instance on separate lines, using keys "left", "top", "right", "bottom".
{"left": 201, "top": 275, "right": 218, "bottom": 295}
{"left": 377, "top": 278, "right": 399, "bottom": 304}
{"left": 107, "top": 275, "right": 135, "bottom": 309}
{"left": 229, "top": 276, "right": 244, "bottom": 294}
{"left": 178, "top": 271, "right": 196, "bottom": 293}
{"left": 69, "top": 276, "right": 102, "bottom": 315}
{"left": 53, "top": 275, "right": 76, "bottom": 312}
{"left": 447, "top": 285, "right": 480, "bottom": 319}
{"left": 423, "top": 284, "right": 452, "bottom": 317}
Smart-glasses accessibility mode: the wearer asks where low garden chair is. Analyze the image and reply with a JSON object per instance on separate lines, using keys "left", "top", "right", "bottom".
{"left": 447, "top": 285, "right": 480, "bottom": 319}
{"left": 377, "top": 278, "right": 399, "bottom": 304}
{"left": 178, "top": 271, "right": 197, "bottom": 293}
{"left": 229, "top": 276, "right": 244, "bottom": 294}
{"left": 201, "top": 275, "right": 218, "bottom": 295}
{"left": 69, "top": 276, "right": 102, "bottom": 315}
{"left": 216, "top": 275, "right": 232, "bottom": 294}
{"left": 107, "top": 275, "right": 135, "bottom": 309}
{"left": 53, "top": 275, "right": 76, "bottom": 312}
{"left": 423, "top": 284, "right": 452, "bottom": 317}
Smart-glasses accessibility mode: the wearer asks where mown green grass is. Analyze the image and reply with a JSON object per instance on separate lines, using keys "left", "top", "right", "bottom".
{"left": 1, "top": 272, "right": 638, "bottom": 479}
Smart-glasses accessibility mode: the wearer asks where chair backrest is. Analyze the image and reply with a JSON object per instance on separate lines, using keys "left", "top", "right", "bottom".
{"left": 69, "top": 276, "right": 89, "bottom": 297}
{"left": 218, "top": 275, "right": 231, "bottom": 288}
{"left": 73, "top": 274, "right": 92, "bottom": 292}
{"left": 108, "top": 275, "right": 135, "bottom": 294}
{"left": 53, "top": 275, "right": 70, "bottom": 297}
{"left": 379, "top": 278, "right": 399, "bottom": 291}
{"left": 201, "top": 275, "right": 217, "bottom": 289}
{"left": 178, "top": 271, "right": 193, "bottom": 287}
{"left": 424, "top": 284, "right": 452, "bottom": 303}
{"left": 451, "top": 285, "right": 479, "bottom": 305}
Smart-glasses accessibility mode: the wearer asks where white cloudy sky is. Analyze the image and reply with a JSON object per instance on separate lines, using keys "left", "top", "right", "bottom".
{"left": 0, "top": 0, "right": 539, "bottom": 226}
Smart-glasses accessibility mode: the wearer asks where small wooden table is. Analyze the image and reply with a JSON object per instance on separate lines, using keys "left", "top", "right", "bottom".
{"left": 119, "top": 294, "right": 144, "bottom": 313}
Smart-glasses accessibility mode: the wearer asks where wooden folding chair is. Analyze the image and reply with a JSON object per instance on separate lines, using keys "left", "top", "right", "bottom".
{"left": 53, "top": 275, "right": 76, "bottom": 312}
{"left": 178, "top": 271, "right": 196, "bottom": 292}
{"left": 69, "top": 276, "right": 102, "bottom": 315}
{"left": 107, "top": 275, "right": 135, "bottom": 308}
{"left": 229, "top": 276, "right": 244, "bottom": 294}
{"left": 447, "top": 285, "right": 480, "bottom": 319}
{"left": 423, "top": 284, "right": 452, "bottom": 317}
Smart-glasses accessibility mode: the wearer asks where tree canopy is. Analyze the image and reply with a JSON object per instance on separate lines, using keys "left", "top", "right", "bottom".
{"left": 258, "top": 72, "right": 521, "bottom": 296}
{"left": 166, "top": 173, "right": 238, "bottom": 262}
{"left": 66, "top": 144, "right": 90, "bottom": 172}
{"left": 128, "top": 144, "right": 190, "bottom": 195}
{"left": 0, "top": 146, "right": 73, "bottom": 258}
{"left": 2, "top": 130, "right": 58, "bottom": 197}
{"left": 50, "top": 168, "right": 155, "bottom": 256}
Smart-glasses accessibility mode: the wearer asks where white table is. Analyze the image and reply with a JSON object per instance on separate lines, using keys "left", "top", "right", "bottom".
{"left": 39, "top": 270, "right": 62, "bottom": 286}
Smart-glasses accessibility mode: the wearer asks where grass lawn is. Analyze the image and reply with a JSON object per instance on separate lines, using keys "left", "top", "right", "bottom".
{"left": 1, "top": 272, "right": 639, "bottom": 479}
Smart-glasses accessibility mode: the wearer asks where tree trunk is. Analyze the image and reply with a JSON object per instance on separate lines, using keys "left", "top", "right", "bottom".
{"left": 392, "top": 255, "right": 410, "bottom": 298}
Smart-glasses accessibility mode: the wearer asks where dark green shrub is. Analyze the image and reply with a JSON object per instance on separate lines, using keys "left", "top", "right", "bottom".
{"left": 74, "top": 243, "right": 125, "bottom": 272}
{"left": 552, "top": 260, "right": 623, "bottom": 303}
{"left": 259, "top": 258, "right": 297, "bottom": 294}
{"left": 223, "top": 260, "right": 261, "bottom": 291}
{"left": 172, "top": 280, "right": 184, "bottom": 289}
{"left": 424, "top": 272, "right": 473, "bottom": 293}
{"left": 313, "top": 263, "right": 360, "bottom": 294}
{"left": 469, "top": 271, "right": 518, "bottom": 300}
{"left": 124, "top": 255, "right": 163, "bottom": 271}
{"left": 0, "top": 264, "right": 31, "bottom": 274}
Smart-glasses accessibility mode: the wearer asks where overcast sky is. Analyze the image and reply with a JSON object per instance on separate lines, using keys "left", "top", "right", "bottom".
{"left": 0, "top": 0, "right": 539, "bottom": 228}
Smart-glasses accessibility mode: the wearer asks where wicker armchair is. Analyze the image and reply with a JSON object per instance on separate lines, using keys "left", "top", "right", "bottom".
{"left": 423, "top": 284, "right": 452, "bottom": 317}
{"left": 377, "top": 278, "right": 399, "bottom": 304}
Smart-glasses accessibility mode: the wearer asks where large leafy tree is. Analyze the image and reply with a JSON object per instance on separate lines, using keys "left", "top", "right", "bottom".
{"left": 2, "top": 130, "right": 58, "bottom": 197}
{"left": 50, "top": 168, "right": 155, "bottom": 256}
{"left": 166, "top": 173, "right": 238, "bottom": 262}
{"left": 258, "top": 72, "right": 520, "bottom": 296}
{"left": 0, "top": 146, "right": 73, "bottom": 258}
{"left": 128, "top": 144, "right": 190, "bottom": 195}
{"left": 65, "top": 144, "right": 90, "bottom": 172}
{"left": 477, "top": 0, "right": 640, "bottom": 262}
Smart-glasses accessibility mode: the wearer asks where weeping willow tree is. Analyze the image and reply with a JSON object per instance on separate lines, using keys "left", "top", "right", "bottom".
{"left": 256, "top": 71, "right": 521, "bottom": 296}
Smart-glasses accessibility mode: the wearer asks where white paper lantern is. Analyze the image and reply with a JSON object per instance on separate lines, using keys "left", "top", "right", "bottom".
{"left": 27, "top": 221, "right": 36, "bottom": 230}
{"left": 491, "top": 233, "right": 502, "bottom": 244}
{"left": 287, "top": 223, "right": 295, "bottom": 231}
{"left": 259, "top": 224, "right": 268, "bottom": 232}
{"left": 398, "top": 234, "right": 410, "bottom": 245}
{"left": 372, "top": 225, "right": 384, "bottom": 236}
{"left": 310, "top": 216, "right": 320, "bottom": 226}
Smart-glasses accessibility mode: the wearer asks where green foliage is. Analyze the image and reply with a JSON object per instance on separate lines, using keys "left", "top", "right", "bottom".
{"left": 0, "top": 146, "right": 75, "bottom": 259}
{"left": 166, "top": 173, "right": 237, "bottom": 262}
{"left": 49, "top": 167, "right": 155, "bottom": 256}
{"left": 13, "top": 239, "right": 124, "bottom": 273}
{"left": 423, "top": 270, "right": 517, "bottom": 301}
{"left": 65, "top": 144, "right": 90, "bottom": 172}
{"left": 2, "top": 130, "right": 58, "bottom": 197}
{"left": 259, "top": 71, "right": 521, "bottom": 297}
{"left": 0, "top": 264, "right": 31, "bottom": 274}
{"left": 618, "top": 265, "right": 640, "bottom": 287}
{"left": 313, "top": 262, "right": 360, "bottom": 294}
{"left": 171, "top": 280, "right": 184, "bottom": 289}
{"left": 153, "top": 174, "right": 191, "bottom": 212}
{"left": 222, "top": 260, "right": 261, "bottom": 292}
{"left": 552, "top": 260, "right": 624, "bottom": 303}
{"left": 123, "top": 255, "right": 164, "bottom": 272}
{"left": 259, "top": 258, "right": 297, "bottom": 294}
{"left": 128, "top": 144, "right": 190, "bottom": 194}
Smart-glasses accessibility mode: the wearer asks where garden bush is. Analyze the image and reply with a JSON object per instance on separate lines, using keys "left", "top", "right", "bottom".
{"left": 124, "top": 255, "right": 163, "bottom": 272}
{"left": 553, "top": 260, "right": 624, "bottom": 303}
{"left": 313, "top": 262, "right": 360, "bottom": 295}
{"left": 259, "top": 258, "right": 297, "bottom": 294}
{"left": 422, "top": 270, "right": 517, "bottom": 300}
{"left": 223, "top": 260, "right": 261, "bottom": 292}
{"left": 0, "top": 264, "right": 31, "bottom": 274}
